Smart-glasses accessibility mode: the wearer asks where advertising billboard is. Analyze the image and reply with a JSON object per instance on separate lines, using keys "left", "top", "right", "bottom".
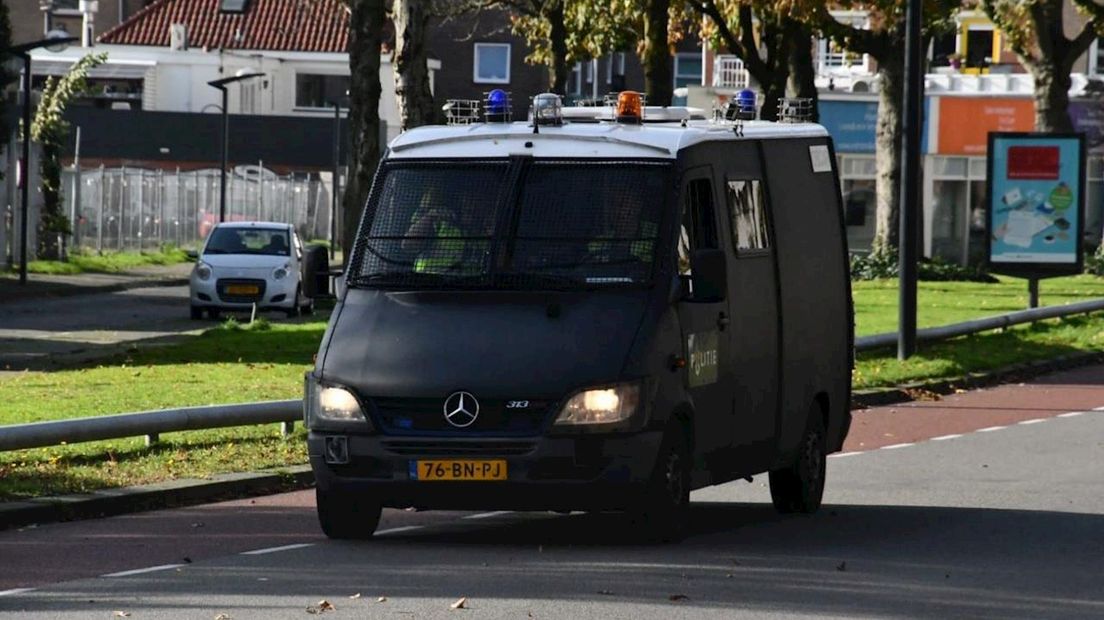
{"left": 986, "top": 132, "right": 1086, "bottom": 277}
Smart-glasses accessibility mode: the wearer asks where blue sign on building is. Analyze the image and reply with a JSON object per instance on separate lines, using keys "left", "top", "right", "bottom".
{"left": 819, "top": 98, "right": 930, "bottom": 154}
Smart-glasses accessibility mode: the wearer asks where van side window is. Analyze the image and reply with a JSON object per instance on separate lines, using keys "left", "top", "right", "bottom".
{"left": 680, "top": 178, "right": 718, "bottom": 275}
{"left": 726, "top": 179, "right": 770, "bottom": 252}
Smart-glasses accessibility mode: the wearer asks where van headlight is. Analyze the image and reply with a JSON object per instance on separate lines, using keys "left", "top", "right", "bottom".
{"left": 305, "top": 375, "right": 370, "bottom": 427}
{"left": 195, "top": 262, "right": 212, "bottom": 281}
{"left": 554, "top": 382, "right": 641, "bottom": 426}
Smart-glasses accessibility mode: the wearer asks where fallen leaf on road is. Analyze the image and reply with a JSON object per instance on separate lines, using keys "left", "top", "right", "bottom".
{"left": 348, "top": 593, "right": 361, "bottom": 600}
{"left": 318, "top": 600, "right": 335, "bottom": 612}
{"left": 377, "top": 596, "right": 388, "bottom": 603}
{"left": 836, "top": 561, "right": 847, "bottom": 572}
{"left": 668, "top": 594, "right": 689, "bottom": 602}
{"left": 113, "top": 612, "right": 130, "bottom": 618}
{"left": 451, "top": 597, "right": 468, "bottom": 609}
{"left": 214, "top": 614, "right": 232, "bottom": 620}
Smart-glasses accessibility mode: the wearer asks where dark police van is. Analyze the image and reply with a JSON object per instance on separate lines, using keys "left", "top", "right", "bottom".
{"left": 304, "top": 92, "right": 853, "bottom": 540}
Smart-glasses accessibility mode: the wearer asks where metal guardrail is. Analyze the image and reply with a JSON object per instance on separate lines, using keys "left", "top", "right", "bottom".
{"left": 0, "top": 400, "right": 301, "bottom": 453}
{"left": 855, "top": 298, "right": 1104, "bottom": 352}
{"left": 2, "top": 299, "right": 1104, "bottom": 453}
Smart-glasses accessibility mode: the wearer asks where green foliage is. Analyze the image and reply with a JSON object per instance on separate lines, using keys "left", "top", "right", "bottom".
{"left": 31, "top": 52, "right": 108, "bottom": 257}
{"left": 1084, "top": 246, "right": 1104, "bottom": 276}
{"left": 22, "top": 246, "right": 190, "bottom": 275}
{"left": 850, "top": 249, "right": 997, "bottom": 283}
{"left": 0, "top": 2, "right": 14, "bottom": 174}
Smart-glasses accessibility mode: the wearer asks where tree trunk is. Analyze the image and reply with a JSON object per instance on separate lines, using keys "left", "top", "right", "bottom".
{"left": 785, "top": 18, "right": 819, "bottom": 123}
{"left": 1031, "top": 62, "right": 1075, "bottom": 132}
{"left": 759, "top": 76, "right": 787, "bottom": 122}
{"left": 342, "top": 0, "right": 387, "bottom": 266}
{"left": 38, "top": 141, "right": 64, "bottom": 260}
{"left": 873, "top": 54, "right": 904, "bottom": 253}
{"left": 547, "top": 1, "right": 569, "bottom": 95}
{"left": 393, "top": 0, "right": 438, "bottom": 131}
{"left": 642, "top": 0, "right": 672, "bottom": 106}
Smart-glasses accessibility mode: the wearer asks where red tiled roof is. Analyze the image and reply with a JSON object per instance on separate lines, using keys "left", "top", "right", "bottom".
{"left": 98, "top": 0, "right": 349, "bottom": 53}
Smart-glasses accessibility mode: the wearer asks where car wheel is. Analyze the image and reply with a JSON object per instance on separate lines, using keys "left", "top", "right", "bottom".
{"left": 190, "top": 305, "right": 203, "bottom": 320}
{"left": 286, "top": 286, "right": 303, "bottom": 318}
{"left": 769, "top": 402, "right": 827, "bottom": 515}
{"left": 316, "top": 488, "right": 381, "bottom": 540}
{"left": 207, "top": 308, "right": 221, "bottom": 320}
{"left": 301, "top": 295, "right": 315, "bottom": 316}
{"left": 630, "top": 420, "right": 691, "bottom": 542}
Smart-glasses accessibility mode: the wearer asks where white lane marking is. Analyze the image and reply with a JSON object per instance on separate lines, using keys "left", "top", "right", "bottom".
{"left": 101, "top": 564, "right": 186, "bottom": 578}
{"left": 930, "top": 434, "right": 962, "bottom": 442}
{"left": 375, "top": 525, "right": 424, "bottom": 536}
{"left": 880, "top": 443, "right": 914, "bottom": 450}
{"left": 240, "top": 543, "right": 314, "bottom": 556}
{"left": 0, "top": 588, "right": 36, "bottom": 597}
{"left": 1018, "top": 419, "right": 1046, "bottom": 425}
{"left": 463, "top": 511, "right": 513, "bottom": 520}
{"left": 828, "top": 452, "right": 862, "bottom": 459}
{"left": 977, "top": 426, "right": 1006, "bottom": 433}
{"left": 1058, "top": 411, "right": 1086, "bottom": 418}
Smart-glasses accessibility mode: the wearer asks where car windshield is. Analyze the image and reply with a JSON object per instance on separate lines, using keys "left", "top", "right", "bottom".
{"left": 204, "top": 227, "right": 290, "bottom": 256}
{"left": 349, "top": 161, "right": 670, "bottom": 289}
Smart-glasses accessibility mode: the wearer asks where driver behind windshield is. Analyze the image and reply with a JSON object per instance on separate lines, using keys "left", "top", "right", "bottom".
{"left": 402, "top": 188, "right": 466, "bottom": 274}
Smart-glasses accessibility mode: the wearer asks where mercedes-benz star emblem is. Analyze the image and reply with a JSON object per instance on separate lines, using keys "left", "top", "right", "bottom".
{"left": 443, "top": 391, "right": 480, "bottom": 428}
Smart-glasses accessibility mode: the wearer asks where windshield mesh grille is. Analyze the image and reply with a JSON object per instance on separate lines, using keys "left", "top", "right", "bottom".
{"left": 349, "top": 160, "right": 670, "bottom": 289}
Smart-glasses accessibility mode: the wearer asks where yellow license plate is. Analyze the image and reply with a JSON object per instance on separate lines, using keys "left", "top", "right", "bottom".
{"left": 226, "top": 285, "right": 259, "bottom": 295}
{"left": 414, "top": 460, "right": 507, "bottom": 481}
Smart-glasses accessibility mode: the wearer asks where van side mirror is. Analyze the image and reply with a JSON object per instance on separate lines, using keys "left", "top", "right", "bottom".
{"left": 334, "top": 274, "right": 346, "bottom": 299}
{"left": 689, "top": 248, "right": 727, "bottom": 302}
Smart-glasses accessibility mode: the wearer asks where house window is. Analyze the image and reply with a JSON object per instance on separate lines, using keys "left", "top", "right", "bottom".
{"left": 219, "top": 0, "right": 250, "bottom": 13}
{"left": 51, "top": 0, "right": 81, "bottom": 12}
{"left": 295, "top": 73, "right": 349, "bottom": 109}
{"left": 673, "top": 53, "right": 702, "bottom": 105}
{"left": 1091, "top": 37, "right": 1104, "bottom": 75}
{"left": 473, "top": 43, "right": 511, "bottom": 84}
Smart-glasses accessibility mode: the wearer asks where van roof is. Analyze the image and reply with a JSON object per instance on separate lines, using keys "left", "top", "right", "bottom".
{"left": 387, "top": 119, "right": 829, "bottom": 160}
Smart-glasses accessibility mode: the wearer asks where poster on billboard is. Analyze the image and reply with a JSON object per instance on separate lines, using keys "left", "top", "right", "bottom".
{"left": 986, "top": 132, "right": 1086, "bottom": 277}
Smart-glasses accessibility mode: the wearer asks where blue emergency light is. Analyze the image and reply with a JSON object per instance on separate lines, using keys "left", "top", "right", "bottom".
{"left": 485, "top": 89, "right": 511, "bottom": 122}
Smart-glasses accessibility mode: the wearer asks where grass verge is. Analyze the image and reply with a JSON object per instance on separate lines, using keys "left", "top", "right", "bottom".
{"left": 3, "top": 275, "right": 1104, "bottom": 500}
{"left": 21, "top": 246, "right": 191, "bottom": 275}
{"left": 0, "top": 320, "right": 323, "bottom": 500}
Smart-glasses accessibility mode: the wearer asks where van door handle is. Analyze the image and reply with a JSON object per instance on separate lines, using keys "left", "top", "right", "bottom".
{"left": 717, "top": 312, "right": 730, "bottom": 331}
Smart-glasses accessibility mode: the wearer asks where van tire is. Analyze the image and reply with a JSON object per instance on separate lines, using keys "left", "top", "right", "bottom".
{"left": 630, "top": 421, "right": 691, "bottom": 542}
{"left": 769, "top": 403, "right": 827, "bottom": 514}
{"left": 316, "top": 488, "right": 381, "bottom": 540}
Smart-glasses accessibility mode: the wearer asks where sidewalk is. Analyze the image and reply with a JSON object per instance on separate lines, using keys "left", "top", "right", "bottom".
{"left": 0, "top": 263, "right": 193, "bottom": 303}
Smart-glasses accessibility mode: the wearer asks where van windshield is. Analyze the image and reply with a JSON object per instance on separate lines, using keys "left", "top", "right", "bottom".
{"left": 349, "top": 161, "right": 670, "bottom": 289}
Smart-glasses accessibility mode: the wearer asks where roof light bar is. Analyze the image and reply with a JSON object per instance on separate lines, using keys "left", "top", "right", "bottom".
{"left": 723, "top": 88, "right": 758, "bottom": 121}
{"left": 615, "top": 91, "right": 643, "bottom": 124}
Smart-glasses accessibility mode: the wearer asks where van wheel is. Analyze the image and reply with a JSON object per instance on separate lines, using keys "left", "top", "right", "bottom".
{"left": 630, "top": 421, "right": 691, "bottom": 542}
{"left": 769, "top": 403, "right": 827, "bottom": 514}
{"left": 316, "top": 488, "right": 381, "bottom": 540}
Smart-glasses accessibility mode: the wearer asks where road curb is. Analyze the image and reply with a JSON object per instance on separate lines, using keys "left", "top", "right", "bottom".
{"left": 852, "top": 350, "right": 1104, "bottom": 409}
{"left": 0, "top": 276, "right": 189, "bottom": 303}
{"left": 0, "top": 465, "right": 314, "bottom": 532}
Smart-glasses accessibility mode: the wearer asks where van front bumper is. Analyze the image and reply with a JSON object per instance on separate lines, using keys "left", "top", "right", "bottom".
{"left": 308, "top": 431, "right": 664, "bottom": 511}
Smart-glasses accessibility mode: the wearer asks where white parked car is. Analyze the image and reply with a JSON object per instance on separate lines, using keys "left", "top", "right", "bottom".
{"left": 189, "top": 221, "right": 314, "bottom": 319}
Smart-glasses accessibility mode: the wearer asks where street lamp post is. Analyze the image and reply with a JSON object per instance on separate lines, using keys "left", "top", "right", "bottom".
{"left": 3, "top": 29, "right": 78, "bottom": 285}
{"left": 207, "top": 72, "right": 264, "bottom": 222}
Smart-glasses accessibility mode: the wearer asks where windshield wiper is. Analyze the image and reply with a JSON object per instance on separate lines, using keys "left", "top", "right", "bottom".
{"left": 348, "top": 272, "right": 489, "bottom": 289}
{"left": 497, "top": 273, "right": 589, "bottom": 290}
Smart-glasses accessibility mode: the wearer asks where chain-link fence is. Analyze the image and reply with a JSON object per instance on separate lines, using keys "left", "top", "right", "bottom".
{"left": 62, "top": 166, "right": 341, "bottom": 252}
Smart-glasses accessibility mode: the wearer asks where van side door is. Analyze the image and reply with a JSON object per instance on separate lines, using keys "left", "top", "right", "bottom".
{"left": 676, "top": 168, "right": 735, "bottom": 464}
{"left": 720, "top": 172, "right": 780, "bottom": 465}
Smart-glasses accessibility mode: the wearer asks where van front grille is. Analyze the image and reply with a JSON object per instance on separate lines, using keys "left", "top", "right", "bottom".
{"left": 370, "top": 396, "right": 551, "bottom": 435}
{"left": 382, "top": 439, "right": 537, "bottom": 457}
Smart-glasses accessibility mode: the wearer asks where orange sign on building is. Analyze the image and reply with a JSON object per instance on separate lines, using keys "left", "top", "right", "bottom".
{"left": 937, "top": 97, "right": 1035, "bottom": 155}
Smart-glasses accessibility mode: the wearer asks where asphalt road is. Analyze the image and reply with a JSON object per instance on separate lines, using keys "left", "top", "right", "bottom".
{"left": 1, "top": 370, "right": 1102, "bottom": 619}
{"left": 0, "top": 284, "right": 289, "bottom": 371}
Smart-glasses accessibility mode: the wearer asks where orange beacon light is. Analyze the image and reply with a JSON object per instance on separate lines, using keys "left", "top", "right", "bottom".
{"left": 615, "top": 91, "right": 643, "bottom": 124}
